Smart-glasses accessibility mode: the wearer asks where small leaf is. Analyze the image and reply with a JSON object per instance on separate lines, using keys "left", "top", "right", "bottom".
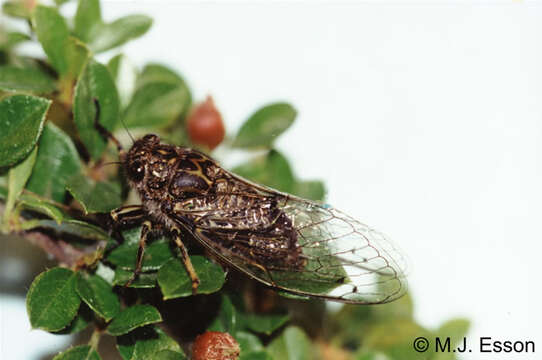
{"left": 26, "top": 267, "right": 81, "bottom": 332}
{"left": 112, "top": 269, "right": 157, "bottom": 288}
{"left": 66, "top": 173, "right": 122, "bottom": 214}
{"left": 27, "top": 123, "right": 82, "bottom": 202}
{"left": 0, "top": 66, "right": 56, "bottom": 93}
{"left": 132, "top": 326, "right": 184, "bottom": 360}
{"left": 208, "top": 296, "right": 240, "bottom": 334}
{"left": 0, "top": 94, "right": 51, "bottom": 167}
{"left": 52, "top": 345, "right": 101, "bottom": 360}
{"left": 33, "top": 5, "right": 70, "bottom": 75}
{"left": 233, "top": 150, "right": 295, "bottom": 193}
{"left": 240, "top": 352, "right": 273, "bottom": 360}
{"left": 2, "top": 148, "right": 37, "bottom": 232}
{"left": 117, "top": 331, "right": 137, "bottom": 360}
{"left": 292, "top": 180, "right": 326, "bottom": 201}
{"left": 148, "top": 350, "right": 186, "bottom": 360}
{"left": 76, "top": 273, "right": 120, "bottom": 321}
{"left": 107, "top": 304, "right": 162, "bottom": 335}
{"left": 233, "top": 103, "right": 296, "bottom": 148}
{"left": 108, "top": 54, "right": 138, "bottom": 109}
{"left": 18, "top": 192, "right": 65, "bottom": 224}
{"left": 136, "top": 64, "right": 187, "bottom": 88}
{"left": 267, "top": 326, "right": 313, "bottom": 360}
{"left": 108, "top": 237, "right": 174, "bottom": 271}
{"left": 158, "top": 256, "right": 225, "bottom": 299}
{"left": 236, "top": 331, "right": 264, "bottom": 355}
{"left": 355, "top": 351, "right": 392, "bottom": 360}
{"left": 244, "top": 313, "right": 289, "bottom": 335}
{"left": 22, "top": 219, "right": 112, "bottom": 242}
{"left": 124, "top": 82, "right": 190, "bottom": 129}
{"left": 2, "top": 1, "right": 32, "bottom": 19}
{"left": 74, "top": 0, "right": 102, "bottom": 42}
{"left": 363, "top": 319, "right": 431, "bottom": 360}
{"left": 54, "top": 304, "right": 94, "bottom": 335}
{"left": 73, "top": 58, "right": 120, "bottom": 160}
{"left": 91, "top": 15, "right": 153, "bottom": 53}
{"left": 433, "top": 318, "right": 470, "bottom": 360}
{"left": 123, "top": 64, "right": 191, "bottom": 129}
{"left": 1, "top": 32, "right": 31, "bottom": 49}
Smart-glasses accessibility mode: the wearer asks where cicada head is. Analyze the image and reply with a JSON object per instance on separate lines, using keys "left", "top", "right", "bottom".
{"left": 124, "top": 134, "right": 161, "bottom": 185}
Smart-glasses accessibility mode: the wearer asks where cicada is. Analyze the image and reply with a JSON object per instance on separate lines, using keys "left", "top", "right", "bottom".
{"left": 98, "top": 120, "right": 408, "bottom": 305}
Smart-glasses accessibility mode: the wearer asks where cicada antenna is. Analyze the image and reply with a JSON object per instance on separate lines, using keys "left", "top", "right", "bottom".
{"left": 93, "top": 98, "right": 125, "bottom": 156}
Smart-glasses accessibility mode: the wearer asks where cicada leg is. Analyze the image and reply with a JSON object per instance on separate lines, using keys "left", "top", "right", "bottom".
{"left": 110, "top": 205, "right": 145, "bottom": 225}
{"left": 125, "top": 220, "right": 152, "bottom": 286}
{"left": 171, "top": 226, "right": 200, "bottom": 295}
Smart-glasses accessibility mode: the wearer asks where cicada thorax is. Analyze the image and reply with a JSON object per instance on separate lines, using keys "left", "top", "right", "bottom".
{"left": 123, "top": 136, "right": 305, "bottom": 271}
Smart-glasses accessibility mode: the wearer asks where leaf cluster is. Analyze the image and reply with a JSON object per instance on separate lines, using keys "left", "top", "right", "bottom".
{"left": 0, "top": 1, "right": 468, "bottom": 359}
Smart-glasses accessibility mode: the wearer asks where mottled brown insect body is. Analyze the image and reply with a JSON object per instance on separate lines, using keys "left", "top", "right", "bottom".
{"left": 122, "top": 134, "right": 304, "bottom": 271}
{"left": 98, "top": 119, "right": 407, "bottom": 303}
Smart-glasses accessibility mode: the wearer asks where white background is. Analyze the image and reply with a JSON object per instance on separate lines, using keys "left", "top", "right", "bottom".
{"left": 3, "top": 1, "right": 542, "bottom": 359}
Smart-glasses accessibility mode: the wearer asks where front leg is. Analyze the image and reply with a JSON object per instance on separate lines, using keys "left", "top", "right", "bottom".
{"left": 125, "top": 220, "right": 153, "bottom": 286}
{"left": 171, "top": 226, "right": 200, "bottom": 295}
{"left": 110, "top": 205, "right": 145, "bottom": 227}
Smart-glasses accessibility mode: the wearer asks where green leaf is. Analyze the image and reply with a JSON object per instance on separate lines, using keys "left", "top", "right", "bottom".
{"left": 65, "top": 36, "right": 90, "bottom": 81}
{"left": 54, "top": 304, "right": 94, "bottom": 335}
{"left": 148, "top": 350, "right": 186, "bottom": 360}
{"left": 0, "top": 94, "right": 51, "bottom": 167}
{"left": 233, "top": 103, "right": 296, "bottom": 148}
{"left": 66, "top": 173, "right": 122, "bottom": 214}
{"left": 136, "top": 64, "right": 187, "bottom": 88}
{"left": 371, "top": 291, "right": 414, "bottom": 321}
{"left": 52, "top": 345, "right": 101, "bottom": 360}
{"left": 132, "top": 326, "right": 184, "bottom": 360}
{"left": 26, "top": 267, "right": 81, "bottom": 332}
{"left": 27, "top": 123, "right": 82, "bottom": 202}
{"left": 74, "top": 0, "right": 102, "bottom": 42}
{"left": 112, "top": 269, "right": 157, "bottom": 288}
{"left": 73, "top": 58, "right": 120, "bottom": 160}
{"left": 267, "top": 326, "right": 313, "bottom": 360}
{"left": 2, "top": 147, "right": 37, "bottom": 230}
{"left": 117, "top": 326, "right": 185, "bottom": 360}
{"left": 292, "top": 180, "right": 326, "bottom": 201}
{"left": 107, "top": 304, "right": 162, "bottom": 335}
{"left": 117, "top": 331, "right": 137, "bottom": 360}
{"left": 433, "top": 318, "right": 470, "bottom": 360}
{"left": 108, "top": 237, "right": 175, "bottom": 271}
{"left": 108, "top": 54, "right": 138, "bottom": 109}
{"left": 158, "top": 256, "right": 225, "bottom": 299}
{"left": 1, "top": 32, "right": 31, "bottom": 49}
{"left": 2, "top": 1, "right": 32, "bottom": 19}
{"left": 244, "top": 313, "right": 289, "bottom": 335}
{"left": 236, "top": 331, "right": 268, "bottom": 360}
{"left": 0, "top": 66, "right": 56, "bottom": 93}
{"left": 124, "top": 64, "right": 191, "bottom": 128}
{"left": 76, "top": 272, "right": 120, "bottom": 321}
{"left": 208, "top": 296, "right": 240, "bottom": 334}
{"left": 124, "top": 83, "right": 189, "bottom": 129}
{"left": 21, "top": 219, "right": 111, "bottom": 242}
{"left": 362, "top": 319, "right": 431, "bottom": 360}
{"left": 18, "top": 192, "right": 65, "bottom": 224}
{"left": 241, "top": 352, "right": 273, "bottom": 360}
{"left": 90, "top": 15, "right": 153, "bottom": 53}
{"left": 355, "top": 351, "right": 392, "bottom": 360}
{"left": 233, "top": 150, "right": 295, "bottom": 193}
{"left": 34, "top": 5, "right": 70, "bottom": 75}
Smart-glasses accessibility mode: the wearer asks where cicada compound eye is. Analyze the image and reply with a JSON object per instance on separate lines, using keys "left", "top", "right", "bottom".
{"left": 128, "top": 160, "right": 145, "bottom": 182}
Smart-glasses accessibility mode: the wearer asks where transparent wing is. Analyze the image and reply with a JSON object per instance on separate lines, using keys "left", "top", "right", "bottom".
{"left": 185, "top": 186, "right": 408, "bottom": 304}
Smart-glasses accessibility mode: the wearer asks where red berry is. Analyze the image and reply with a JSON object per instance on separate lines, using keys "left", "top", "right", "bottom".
{"left": 187, "top": 96, "right": 225, "bottom": 150}
{"left": 192, "top": 331, "right": 240, "bottom": 360}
